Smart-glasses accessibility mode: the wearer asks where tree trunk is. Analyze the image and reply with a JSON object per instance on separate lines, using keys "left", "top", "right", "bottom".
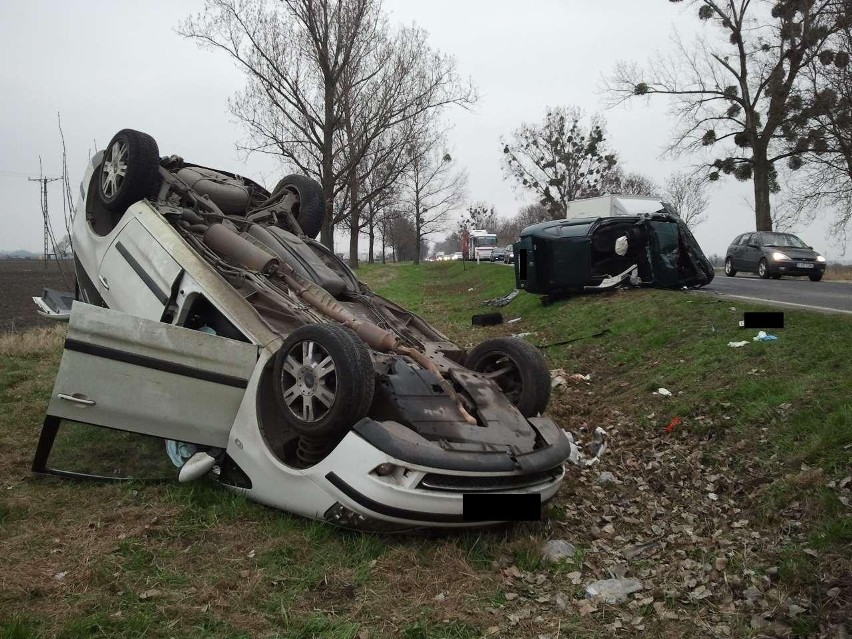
{"left": 752, "top": 151, "right": 773, "bottom": 231}
{"left": 368, "top": 212, "right": 375, "bottom": 264}
{"left": 348, "top": 175, "right": 360, "bottom": 269}
{"left": 320, "top": 73, "right": 336, "bottom": 251}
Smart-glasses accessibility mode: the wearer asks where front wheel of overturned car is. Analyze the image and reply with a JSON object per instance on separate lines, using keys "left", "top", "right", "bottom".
{"left": 724, "top": 258, "right": 737, "bottom": 277}
{"left": 758, "top": 258, "right": 771, "bottom": 279}
{"left": 96, "top": 129, "right": 160, "bottom": 213}
{"left": 274, "top": 174, "right": 325, "bottom": 240}
{"left": 466, "top": 337, "right": 551, "bottom": 417}
{"left": 273, "top": 324, "right": 374, "bottom": 441}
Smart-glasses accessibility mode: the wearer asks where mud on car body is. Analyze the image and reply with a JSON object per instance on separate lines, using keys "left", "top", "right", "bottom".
{"left": 32, "top": 129, "right": 571, "bottom": 531}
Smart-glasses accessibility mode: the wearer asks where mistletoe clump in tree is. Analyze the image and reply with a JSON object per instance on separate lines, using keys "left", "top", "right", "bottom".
{"left": 606, "top": 0, "right": 850, "bottom": 231}
{"left": 500, "top": 106, "right": 619, "bottom": 218}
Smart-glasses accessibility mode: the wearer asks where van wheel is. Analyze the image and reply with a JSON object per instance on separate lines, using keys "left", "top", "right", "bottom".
{"left": 274, "top": 174, "right": 325, "bottom": 239}
{"left": 724, "top": 258, "right": 736, "bottom": 276}
{"left": 758, "top": 259, "right": 771, "bottom": 279}
{"left": 97, "top": 129, "right": 160, "bottom": 213}
{"left": 466, "top": 337, "right": 551, "bottom": 417}
{"left": 273, "top": 324, "right": 374, "bottom": 440}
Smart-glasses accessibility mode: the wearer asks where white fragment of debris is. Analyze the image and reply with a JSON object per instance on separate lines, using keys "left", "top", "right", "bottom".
{"left": 615, "top": 235, "right": 629, "bottom": 256}
{"left": 585, "top": 578, "right": 644, "bottom": 604}
{"left": 728, "top": 341, "right": 749, "bottom": 348}
{"left": 569, "top": 373, "right": 591, "bottom": 383}
{"left": 53, "top": 571, "right": 67, "bottom": 582}
{"left": 541, "top": 539, "right": 577, "bottom": 562}
{"left": 654, "top": 388, "right": 672, "bottom": 396}
{"left": 597, "top": 471, "right": 616, "bottom": 485}
{"left": 512, "top": 332, "right": 533, "bottom": 338}
{"left": 433, "top": 591, "right": 446, "bottom": 602}
{"left": 562, "top": 427, "right": 608, "bottom": 468}
{"left": 467, "top": 287, "right": 474, "bottom": 292}
{"left": 507, "top": 317, "right": 522, "bottom": 324}
{"left": 551, "top": 376, "right": 566, "bottom": 389}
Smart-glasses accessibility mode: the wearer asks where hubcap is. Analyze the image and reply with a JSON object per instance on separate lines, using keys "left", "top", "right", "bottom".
{"left": 101, "top": 139, "right": 128, "bottom": 198}
{"left": 725, "top": 260, "right": 731, "bottom": 274}
{"left": 759, "top": 262, "right": 766, "bottom": 276}
{"left": 279, "top": 339, "right": 337, "bottom": 423}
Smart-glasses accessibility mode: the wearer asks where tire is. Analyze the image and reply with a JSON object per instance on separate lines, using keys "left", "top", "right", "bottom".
{"left": 273, "top": 324, "right": 374, "bottom": 440}
{"left": 96, "top": 129, "right": 160, "bottom": 212}
{"left": 758, "top": 258, "right": 771, "bottom": 279}
{"left": 771, "top": 274, "right": 782, "bottom": 279}
{"left": 274, "top": 174, "right": 325, "bottom": 239}
{"left": 809, "top": 272, "right": 823, "bottom": 282}
{"left": 724, "top": 257, "right": 737, "bottom": 277}
{"left": 466, "top": 337, "right": 551, "bottom": 417}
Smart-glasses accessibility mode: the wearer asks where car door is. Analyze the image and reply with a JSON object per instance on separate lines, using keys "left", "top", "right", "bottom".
{"left": 98, "top": 217, "right": 183, "bottom": 321}
{"left": 744, "top": 233, "right": 764, "bottom": 271}
{"left": 34, "top": 302, "right": 259, "bottom": 478}
{"left": 728, "top": 234, "right": 744, "bottom": 267}
{"left": 734, "top": 233, "right": 752, "bottom": 269}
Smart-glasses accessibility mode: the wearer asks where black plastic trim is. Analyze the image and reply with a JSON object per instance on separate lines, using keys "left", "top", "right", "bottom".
{"left": 116, "top": 241, "right": 170, "bottom": 305}
{"left": 64, "top": 338, "right": 249, "bottom": 389}
{"left": 325, "top": 472, "right": 466, "bottom": 523}
{"left": 352, "top": 418, "right": 571, "bottom": 473}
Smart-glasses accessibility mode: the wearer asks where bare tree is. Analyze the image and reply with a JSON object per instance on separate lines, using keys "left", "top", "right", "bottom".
{"left": 599, "top": 167, "right": 659, "bottom": 196}
{"left": 501, "top": 106, "right": 618, "bottom": 217}
{"left": 605, "top": 0, "right": 849, "bottom": 231}
{"left": 180, "top": 0, "right": 476, "bottom": 255}
{"left": 459, "top": 201, "right": 498, "bottom": 231}
{"left": 399, "top": 132, "right": 468, "bottom": 265}
{"left": 662, "top": 171, "right": 710, "bottom": 228}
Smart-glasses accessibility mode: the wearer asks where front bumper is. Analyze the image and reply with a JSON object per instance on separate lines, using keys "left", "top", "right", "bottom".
{"left": 769, "top": 261, "right": 826, "bottom": 276}
{"left": 306, "top": 419, "right": 569, "bottom": 530}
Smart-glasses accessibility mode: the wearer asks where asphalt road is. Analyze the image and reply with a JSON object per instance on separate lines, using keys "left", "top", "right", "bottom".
{"left": 699, "top": 272, "right": 852, "bottom": 314}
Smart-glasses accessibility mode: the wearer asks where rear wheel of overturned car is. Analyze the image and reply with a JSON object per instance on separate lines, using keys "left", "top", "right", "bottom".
{"left": 724, "top": 258, "right": 737, "bottom": 277}
{"left": 758, "top": 258, "right": 771, "bottom": 279}
{"left": 466, "top": 337, "right": 551, "bottom": 417}
{"left": 96, "top": 129, "right": 161, "bottom": 213}
{"left": 273, "top": 324, "right": 374, "bottom": 446}
{"left": 274, "top": 174, "right": 325, "bottom": 240}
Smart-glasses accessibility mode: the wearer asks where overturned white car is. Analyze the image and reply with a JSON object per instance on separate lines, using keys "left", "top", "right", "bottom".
{"left": 32, "top": 129, "right": 571, "bottom": 531}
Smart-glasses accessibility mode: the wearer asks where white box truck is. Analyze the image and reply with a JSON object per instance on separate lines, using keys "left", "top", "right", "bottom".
{"left": 565, "top": 195, "right": 665, "bottom": 220}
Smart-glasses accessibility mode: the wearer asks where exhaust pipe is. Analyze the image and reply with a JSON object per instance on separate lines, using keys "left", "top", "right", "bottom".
{"left": 203, "top": 223, "right": 279, "bottom": 275}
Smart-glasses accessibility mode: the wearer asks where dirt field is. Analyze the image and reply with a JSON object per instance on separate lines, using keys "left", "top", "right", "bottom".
{"left": 0, "top": 260, "right": 73, "bottom": 333}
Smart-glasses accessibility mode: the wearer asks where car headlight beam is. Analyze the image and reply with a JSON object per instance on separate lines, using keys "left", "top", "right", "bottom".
{"left": 771, "top": 251, "right": 790, "bottom": 261}
{"left": 816, "top": 255, "right": 826, "bottom": 262}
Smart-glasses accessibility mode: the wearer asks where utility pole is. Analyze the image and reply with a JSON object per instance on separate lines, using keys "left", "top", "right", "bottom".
{"left": 28, "top": 158, "right": 62, "bottom": 268}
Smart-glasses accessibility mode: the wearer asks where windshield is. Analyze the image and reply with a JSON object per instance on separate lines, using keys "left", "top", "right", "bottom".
{"left": 761, "top": 232, "right": 808, "bottom": 248}
{"left": 474, "top": 236, "right": 497, "bottom": 247}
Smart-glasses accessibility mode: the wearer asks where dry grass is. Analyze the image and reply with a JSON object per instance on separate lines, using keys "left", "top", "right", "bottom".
{"left": 825, "top": 263, "right": 852, "bottom": 280}
{"left": 0, "top": 325, "right": 66, "bottom": 357}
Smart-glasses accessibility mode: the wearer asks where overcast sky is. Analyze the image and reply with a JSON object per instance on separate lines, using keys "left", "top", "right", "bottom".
{"left": 1, "top": 0, "right": 848, "bottom": 259}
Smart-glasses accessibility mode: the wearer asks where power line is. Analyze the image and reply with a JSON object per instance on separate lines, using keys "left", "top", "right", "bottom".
{"left": 28, "top": 157, "right": 71, "bottom": 289}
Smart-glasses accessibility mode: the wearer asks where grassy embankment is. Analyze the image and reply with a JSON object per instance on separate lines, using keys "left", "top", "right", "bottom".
{"left": 0, "top": 262, "right": 849, "bottom": 638}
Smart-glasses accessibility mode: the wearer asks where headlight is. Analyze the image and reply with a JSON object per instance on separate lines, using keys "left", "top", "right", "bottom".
{"left": 771, "top": 252, "right": 790, "bottom": 261}
{"left": 816, "top": 255, "right": 826, "bottom": 262}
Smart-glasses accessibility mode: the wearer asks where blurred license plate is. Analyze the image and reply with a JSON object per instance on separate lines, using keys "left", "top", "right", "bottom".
{"left": 796, "top": 262, "right": 814, "bottom": 269}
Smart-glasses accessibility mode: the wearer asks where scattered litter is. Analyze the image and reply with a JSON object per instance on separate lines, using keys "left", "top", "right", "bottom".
{"left": 467, "top": 287, "right": 474, "bottom": 292}
{"left": 620, "top": 540, "right": 658, "bottom": 560}
{"left": 53, "top": 571, "right": 67, "bottom": 582}
{"left": 563, "top": 427, "right": 608, "bottom": 468}
{"left": 753, "top": 330, "right": 778, "bottom": 342}
{"left": 585, "top": 578, "right": 644, "bottom": 604}
{"left": 541, "top": 539, "right": 577, "bottom": 562}
{"left": 665, "top": 416, "right": 682, "bottom": 433}
{"left": 538, "top": 328, "right": 611, "bottom": 350}
{"left": 139, "top": 589, "right": 163, "bottom": 600}
{"left": 569, "top": 373, "right": 591, "bottom": 383}
{"left": 433, "top": 591, "right": 446, "bottom": 602}
{"left": 512, "top": 332, "right": 533, "bottom": 338}
{"left": 728, "top": 341, "right": 749, "bottom": 348}
{"left": 597, "top": 471, "right": 616, "bottom": 485}
{"left": 551, "top": 375, "right": 567, "bottom": 389}
{"left": 482, "top": 288, "right": 520, "bottom": 307}
{"left": 507, "top": 317, "right": 522, "bottom": 324}
{"left": 654, "top": 388, "right": 672, "bottom": 396}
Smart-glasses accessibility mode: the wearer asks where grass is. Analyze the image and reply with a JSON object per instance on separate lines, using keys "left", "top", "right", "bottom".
{"left": 1, "top": 261, "right": 850, "bottom": 637}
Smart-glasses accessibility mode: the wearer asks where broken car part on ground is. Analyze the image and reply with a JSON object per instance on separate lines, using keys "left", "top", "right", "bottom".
{"left": 31, "top": 129, "right": 572, "bottom": 531}
{"left": 513, "top": 211, "right": 715, "bottom": 300}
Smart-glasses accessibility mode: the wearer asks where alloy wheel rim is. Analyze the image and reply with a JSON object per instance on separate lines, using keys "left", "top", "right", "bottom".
{"left": 279, "top": 339, "right": 337, "bottom": 422}
{"left": 101, "top": 139, "right": 128, "bottom": 198}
